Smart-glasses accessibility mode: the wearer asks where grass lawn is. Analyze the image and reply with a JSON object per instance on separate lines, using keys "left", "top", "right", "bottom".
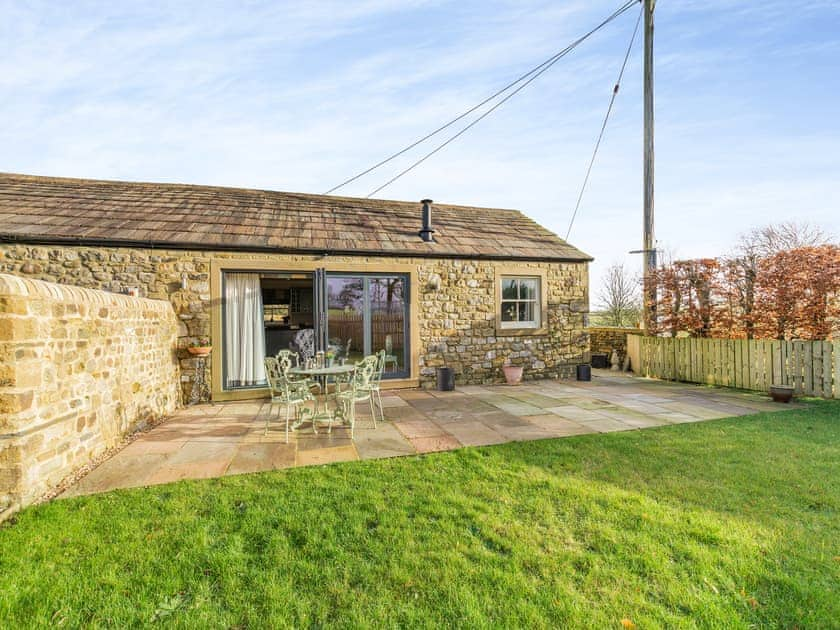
{"left": 1, "top": 401, "right": 838, "bottom": 628}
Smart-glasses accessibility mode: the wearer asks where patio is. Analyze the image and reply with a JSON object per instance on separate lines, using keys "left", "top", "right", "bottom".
{"left": 61, "top": 371, "right": 797, "bottom": 498}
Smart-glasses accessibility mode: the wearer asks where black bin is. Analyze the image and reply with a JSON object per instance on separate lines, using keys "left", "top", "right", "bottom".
{"left": 576, "top": 364, "right": 592, "bottom": 381}
{"left": 436, "top": 367, "right": 455, "bottom": 391}
{"left": 591, "top": 353, "right": 609, "bottom": 369}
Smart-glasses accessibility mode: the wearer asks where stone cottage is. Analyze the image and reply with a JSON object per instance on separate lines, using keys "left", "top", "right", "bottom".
{"left": 0, "top": 173, "right": 591, "bottom": 403}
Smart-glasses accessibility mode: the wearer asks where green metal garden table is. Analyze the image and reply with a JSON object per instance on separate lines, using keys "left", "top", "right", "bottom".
{"left": 289, "top": 364, "right": 356, "bottom": 433}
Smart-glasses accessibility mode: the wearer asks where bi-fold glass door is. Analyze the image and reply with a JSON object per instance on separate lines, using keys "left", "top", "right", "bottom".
{"left": 221, "top": 269, "right": 409, "bottom": 391}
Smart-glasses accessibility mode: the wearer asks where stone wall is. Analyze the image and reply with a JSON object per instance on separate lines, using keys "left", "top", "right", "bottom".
{"left": 588, "top": 326, "right": 642, "bottom": 365}
{"left": 0, "top": 244, "right": 588, "bottom": 393}
{"left": 417, "top": 260, "right": 588, "bottom": 384}
{"left": 0, "top": 274, "right": 180, "bottom": 520}
{"left": 0, "top": 245, "right": 209, "bottom": 401}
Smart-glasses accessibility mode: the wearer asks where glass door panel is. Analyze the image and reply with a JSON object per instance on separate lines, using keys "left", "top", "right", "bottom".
{"left": 369, "top": 277, "right": 406, "bottom": 375}
{"left": 324, "top": 274, "right": 409, "bottom": 378}
{"left": 326, "top": 276, "right": 365, "bottom": 364}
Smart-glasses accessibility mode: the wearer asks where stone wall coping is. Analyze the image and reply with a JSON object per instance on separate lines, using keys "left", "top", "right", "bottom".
{"left": 0, "top": 272, "right": 172, "bottom": 312}
{"left": 587, "top": 326, "right": 644, "bottom": 333}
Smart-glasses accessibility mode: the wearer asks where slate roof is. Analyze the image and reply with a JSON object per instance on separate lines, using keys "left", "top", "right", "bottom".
{"left": 0, "top": 173, "right": 591, "bottom": 261}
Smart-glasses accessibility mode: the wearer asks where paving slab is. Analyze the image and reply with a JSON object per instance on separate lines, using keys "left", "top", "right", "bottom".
{"left": 409, "top": 434, "right": 463, "bottom": 453}
{"left": 426, "top": 390, "right": 470, "bottom": 400}
{"left": 478, "top": 412, "right": 535, "bottom": 430}
{"left": 657, "top": 402, "right": 732, "bottom": 420}
{"left": 296, "top": 430, "right": 354, "bottom": 452}
{"left": 485, "top": 399, "right": 544, "bottom": 417}
{"left": 166, "top": 441, "right": 239, "bottom": 467}
{"left": 501, "top": 392, "right": 567, "bottom": 409}
{"left": 653, "top": 411, "right": 706, "bottom": 424}
{"left": 426, "top": 408, "right": 471, "bottom": 424}
{"left": 385, "top": 406, "right": 428, "bottom": 421}
{"left": 226, "top": 442, "right": 297, "bottom": 475}
{"left": 573, "top": 417, "right": 636, "bottom": 433}
{"left": 393, "top": 419, "right": 447, "bottom": 439}
{"left": 119, "top": 439, "right": 185, "bottom": 456}
{"left": 443, "top": 420, "right": 508, "bottom": 447}
{"left": 492, "top": 423, "right": 556, "bottom": 441}
{"left": 397, "top": 390, "right": 434, "bottom": 400}
{"left": 524, "top": 415, "right": 597, "bottom": 437}
{"left": 549, "top": 406, "right": 610, "bottom": 423}
{"left": 62, "top": 453, "right": 171, "bottom": 497}
{"left": 353, "top": 423, "right": 416, "bottom": 459}
{"left": 456, "top": 385, "right": 496, "bottom": 395}
{"left": 379, "top": 395, "right": 409, "bottom": 408}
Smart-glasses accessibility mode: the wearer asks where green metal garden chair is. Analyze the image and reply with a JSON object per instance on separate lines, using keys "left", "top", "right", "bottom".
{"left": 333, "top": 354, "right": 379, "bottom": 438}
{"left": 360, "top": 349, "right": 386, "bottom": 426}
{"left": 276, "top": 349, "right": 321, "bottom": 398}
{"left": 264, "top": 357, "right": 316, "bottom": 443}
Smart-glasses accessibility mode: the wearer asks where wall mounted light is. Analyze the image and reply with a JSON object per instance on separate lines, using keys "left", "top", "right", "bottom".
{"left": 427, "top": 273, "right": 441, "bottom": 291}
{"left": 181, "top": 273, "right": 188, "bottom": 290}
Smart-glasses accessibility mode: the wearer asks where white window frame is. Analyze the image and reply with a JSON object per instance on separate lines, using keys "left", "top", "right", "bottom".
{"left": 499, "top": 275, "right": 541, "bottom": 329}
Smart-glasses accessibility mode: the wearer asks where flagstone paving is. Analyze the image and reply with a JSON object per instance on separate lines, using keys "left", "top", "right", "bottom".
{"left": 60, "top": 371, "right": 804, "bottom": 498}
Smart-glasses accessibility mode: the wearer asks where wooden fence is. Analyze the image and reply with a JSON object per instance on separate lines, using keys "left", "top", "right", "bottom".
{"left": 630, "top": 335, "right": 840, "bottom": 398}
{"left": 327, "top": 312, "right": 405, "bottom": 351}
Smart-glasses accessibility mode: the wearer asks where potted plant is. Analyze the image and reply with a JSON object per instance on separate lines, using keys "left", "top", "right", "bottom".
{"left": 502, "top": 360, "right": 523, "bottom": 385}
{"left": 769, "top": 383, "right": 795, "bottom": 403}
{"left": 187, "top": 337, "right": 212, "bottom": 356}
{"left": 325, "top": 349, "right": 336, "bottom": 367}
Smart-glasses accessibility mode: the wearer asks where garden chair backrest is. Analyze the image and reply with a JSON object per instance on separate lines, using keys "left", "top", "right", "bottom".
{"left": 265, "top": 356, "right": 314, "bottom": 404}
{"left": 276, "top": 349, "right": 299, "bottom": 377}
{"left": 264, "top": 357, "right": 286, "bottom": 398}
{"left": 351, "top": 355, "right": 379, "bottom": 391}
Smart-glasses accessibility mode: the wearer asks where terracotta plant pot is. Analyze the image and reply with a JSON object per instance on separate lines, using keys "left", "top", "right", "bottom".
{"left": 503, "top": 365, "right": 523, "bottom": 385}
{"left": 769, "top": 384, "right": 794, "bottom": 403}
{"left": 188, "top": 346, "right": 212, "bottom": 356}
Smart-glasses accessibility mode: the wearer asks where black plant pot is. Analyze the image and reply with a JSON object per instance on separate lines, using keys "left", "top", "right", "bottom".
{"left": 769, "top": 385, "right": 794, "bottom": 403}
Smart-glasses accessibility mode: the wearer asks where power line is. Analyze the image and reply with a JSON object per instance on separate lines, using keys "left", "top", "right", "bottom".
{"left": 364, "top": 0, "right": 640, "bottom": 198}
{"left": 324, "top": 0, "right": 640, "bottom": 196}
{"left": 565, "top": 3, "right": 642, "bottom": 241}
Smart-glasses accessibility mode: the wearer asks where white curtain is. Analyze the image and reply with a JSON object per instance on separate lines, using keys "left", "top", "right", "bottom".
{"left": 224, "top": 273, "right": 266, "bottom": 387}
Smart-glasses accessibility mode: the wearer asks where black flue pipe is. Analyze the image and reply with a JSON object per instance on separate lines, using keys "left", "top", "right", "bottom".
{"left": 419, "top": 199, "right": 435, "bottom": 242}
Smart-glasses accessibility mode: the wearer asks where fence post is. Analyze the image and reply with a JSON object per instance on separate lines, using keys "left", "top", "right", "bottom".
{"left": 834, "top": 341, "right": 840, "bottom": 399}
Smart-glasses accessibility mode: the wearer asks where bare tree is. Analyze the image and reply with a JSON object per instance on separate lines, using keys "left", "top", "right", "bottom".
{"left": 597, "top": 263, "right": 641, "bottom": 327}
{"left": 738, "top": 221, "right": 833, "bottom": 258}
{"left": 726, "top": 221, "right": 834, "bottom": 338}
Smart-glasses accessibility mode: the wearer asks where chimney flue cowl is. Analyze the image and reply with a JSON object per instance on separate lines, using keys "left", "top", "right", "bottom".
{"left": 419, "top": 199, "right": 435, "bottom": 242}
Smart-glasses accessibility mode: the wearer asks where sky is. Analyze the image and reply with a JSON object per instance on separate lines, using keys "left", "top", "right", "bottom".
{"left": 2, "top": 0, "right": 839, "bottom": 304}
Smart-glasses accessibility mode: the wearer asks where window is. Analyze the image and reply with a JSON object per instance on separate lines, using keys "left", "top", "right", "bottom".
{"left": 500, "top": 276, "right": 541, "bottom": 329}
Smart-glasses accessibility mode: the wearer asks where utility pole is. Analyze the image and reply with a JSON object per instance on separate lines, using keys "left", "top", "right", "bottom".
{"left": 642, "top": 0, "right": 656, "bottom": 332}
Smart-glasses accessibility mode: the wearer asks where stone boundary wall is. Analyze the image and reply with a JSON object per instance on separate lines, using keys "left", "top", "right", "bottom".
{"left": 0, "top": 274, "right": 180, "bottom": 520}
{"left": 588, "top": 326, "right": 643, "bottom": 364}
